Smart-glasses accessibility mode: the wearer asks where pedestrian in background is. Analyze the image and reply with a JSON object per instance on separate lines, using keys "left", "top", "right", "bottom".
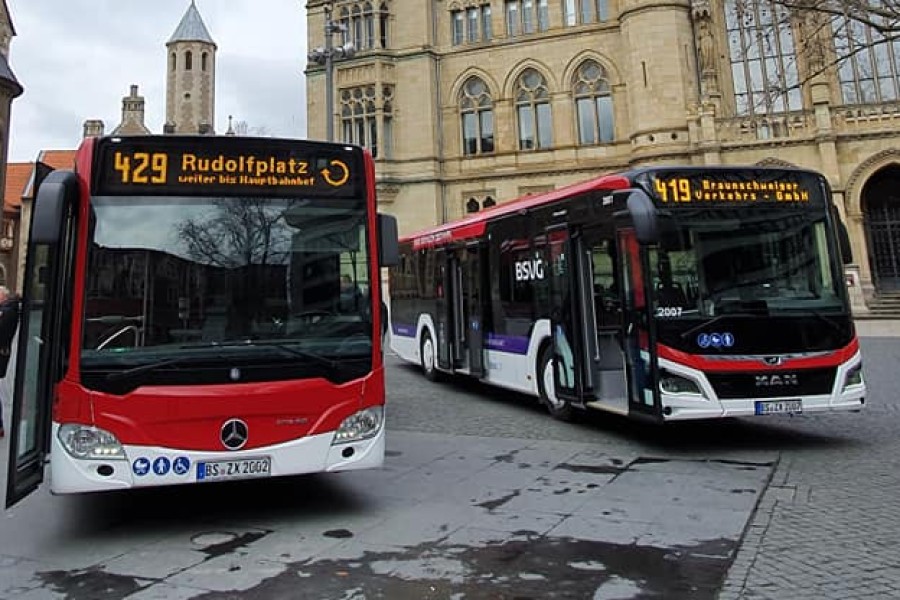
{"left": 0, "top": 285, "right": 21, "bottom": 438}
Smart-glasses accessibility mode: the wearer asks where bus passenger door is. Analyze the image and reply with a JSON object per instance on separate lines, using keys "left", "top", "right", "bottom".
{"left": 617, "top": 228, "right": 659, "bottom": 417}
{"left": 6, "top": 172, "right": 79, "bottom": 508}
{"left": 546, "top": 227, "right": 582, "bottom": 402}
{"left": 448, "top": 252, "right": 466, "bottom": 369}
{"left": 463, "top": 244, "right": 484, "bottom": 377}
{"left": 435, "top": 251, "right": 453, "bottom": 370}
{"left": 582, "top": 231, "right": 628, "bottom": 414}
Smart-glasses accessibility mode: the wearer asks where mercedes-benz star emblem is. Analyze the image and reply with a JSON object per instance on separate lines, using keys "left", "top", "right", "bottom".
{"left": 221, "top": 419, "right": 249, "bottom": 450}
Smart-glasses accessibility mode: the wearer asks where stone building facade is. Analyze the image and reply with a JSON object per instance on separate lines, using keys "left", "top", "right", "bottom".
{"left": 0, "top": 0, "right": 22, "bottom": 290}
{"left": 305, "top": 0, "right": 900, "bottom": 308}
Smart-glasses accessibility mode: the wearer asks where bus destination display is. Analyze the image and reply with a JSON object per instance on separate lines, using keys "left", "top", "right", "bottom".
{"left": 94, "top": 138, "right": 362, "bottom": 197}
{"left": 651, "top": 172, "right": 816, "bottom": 205}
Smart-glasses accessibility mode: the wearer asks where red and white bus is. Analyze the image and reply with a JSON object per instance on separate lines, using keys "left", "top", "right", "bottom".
{"left": 6, "top": 135, "right": 398, "bottom": 507}
{"left": 389, "top": 166, "right": 865, "bottom": 422}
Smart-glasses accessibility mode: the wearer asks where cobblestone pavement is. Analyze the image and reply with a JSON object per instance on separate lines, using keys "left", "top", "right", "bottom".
{"left": 719, "top": 336, "right": 900, "bottom": 600}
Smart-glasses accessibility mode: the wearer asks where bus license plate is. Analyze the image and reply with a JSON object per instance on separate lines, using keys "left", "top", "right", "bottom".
{"left": 197, "top": 457, "right": 272, "bottom": 482}
{"left": 755, "top": 399, "right": 802, "bottom": 415}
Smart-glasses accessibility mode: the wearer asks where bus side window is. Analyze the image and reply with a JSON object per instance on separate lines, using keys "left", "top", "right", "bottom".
{"left": 591, "top": 241, "right": 620, "bottom": 327}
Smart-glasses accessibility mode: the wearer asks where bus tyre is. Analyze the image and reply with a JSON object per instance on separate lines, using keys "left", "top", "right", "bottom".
{"left": 420, "top": 330, "right": 440, "bottom": 382}
{"left": 537, "top": 345, "right": 574, "bottom": 422}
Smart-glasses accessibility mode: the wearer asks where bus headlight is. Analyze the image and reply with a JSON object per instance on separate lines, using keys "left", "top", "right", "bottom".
{"left": 58, "top": 424, "right": 126, "bottom": 460}
{"left": 659, "top": 371, "right": 705, "bottom": 397}
{"left": 843, "top": 364, "right": 864, "bottom": 391}
{"left": 332, "top": 406, "right": 383, "bottom": 445}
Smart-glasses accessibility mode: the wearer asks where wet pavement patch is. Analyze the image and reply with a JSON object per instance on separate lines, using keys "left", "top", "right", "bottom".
{"left": 555, "top": 462, "right": 628, "bottom": 476}
{"left": 324, "top": 528, "right": 355, "bottom": 539}
{"left": 189, "top": 534, "right": 732, "bottom": 599}
{"left": 37, "top": 568, "right": 146, "bottom": 600}
{"left": 476, "top": 490, "right": 521, "bottom": 511}
{"left": 194, "top": 530, "right": 270, "bottom": 558}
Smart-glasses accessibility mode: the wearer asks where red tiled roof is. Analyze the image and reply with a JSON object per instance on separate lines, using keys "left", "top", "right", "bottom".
{"left": 3, "top": 162, "right": 32, "bottom": 212}
{"left": 38, "top": 149, "right": 76, "bottom": 171}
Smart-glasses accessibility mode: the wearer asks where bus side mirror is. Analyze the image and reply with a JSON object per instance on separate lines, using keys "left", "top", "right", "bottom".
{"left": 378, "top": 213, "right": 400, "bottom": 267}
{"left": 31, "top": 170, "right": 80, "bottom": 244}
{"left": 836, "top": 218, "right": 852, "bottom": 265}
{"left": 621, "top": 189, "right": 659, "bottom": 245}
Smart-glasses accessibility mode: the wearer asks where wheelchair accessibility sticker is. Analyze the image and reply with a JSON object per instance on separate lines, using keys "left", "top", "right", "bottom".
{"left": 697, "top": 332, "right": 735, "bottom": 349}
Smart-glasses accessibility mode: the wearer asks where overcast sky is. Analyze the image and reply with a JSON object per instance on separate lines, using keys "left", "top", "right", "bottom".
{"left": 6, "top": 0, "right": 308, "bottom": 162}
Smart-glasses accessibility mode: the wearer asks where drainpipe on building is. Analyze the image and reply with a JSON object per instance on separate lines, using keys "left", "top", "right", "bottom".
{"left": 432, "top": 0, "right": 447, "bottom": 224}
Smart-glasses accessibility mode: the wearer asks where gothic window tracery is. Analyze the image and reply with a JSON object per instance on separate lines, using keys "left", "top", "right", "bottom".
{"left": 516, "top": 68, "right": 552, "bottom": 150}
{"left": 573, "top": 60, "right": 614, "bottom": 144}
{"left": 340, "top": 85, "right": 394, "bottom": 158}
{"left": 459, "top": 76, "right": 495, "bottom": 156}
{"left": 725, "top": 0, "right": 801, "bottom": 116}
{"left": 833, "top": 11, "right": 900, "bottom": 104}
{"left": 339, "top": 1, "right": 391, "bottom": 50}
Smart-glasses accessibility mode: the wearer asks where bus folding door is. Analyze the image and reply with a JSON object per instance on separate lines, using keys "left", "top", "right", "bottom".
{"left": 545, "top": 226, "right": 584, "bottom": 403}
{"left": 617, "top": 228, "right": 660, "bottom": 417}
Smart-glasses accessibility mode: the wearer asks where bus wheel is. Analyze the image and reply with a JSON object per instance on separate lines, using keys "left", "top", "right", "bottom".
{"left": 420, "top": 330, "right": 440, "bottom": 382}
{"left": 537, "top": 345, "right": 574, "bottom": 421}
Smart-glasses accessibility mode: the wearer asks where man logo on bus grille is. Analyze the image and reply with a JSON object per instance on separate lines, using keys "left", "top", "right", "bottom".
{"left": 221, "top": 419, "right": 249, "bottom": 450}
{"left": 755, "top": 374, "right": 799, "bottom": 387}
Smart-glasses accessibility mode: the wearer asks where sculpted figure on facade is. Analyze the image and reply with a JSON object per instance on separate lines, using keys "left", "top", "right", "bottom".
{"left": 692, "top": 0, "right": 718, "bottom": 95}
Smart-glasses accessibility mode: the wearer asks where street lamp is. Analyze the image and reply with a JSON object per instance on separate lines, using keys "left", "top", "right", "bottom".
{"left": 308, "top": 2, "right": 356, "bottom": 141}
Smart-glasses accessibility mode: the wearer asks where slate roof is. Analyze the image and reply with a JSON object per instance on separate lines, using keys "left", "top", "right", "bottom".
{"left": 168, "top": 1, "right": 216, "bottom": 46}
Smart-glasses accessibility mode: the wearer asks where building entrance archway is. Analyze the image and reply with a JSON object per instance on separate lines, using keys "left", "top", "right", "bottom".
{"left": 863, "top": 166, "right": 900, "bottom": 292}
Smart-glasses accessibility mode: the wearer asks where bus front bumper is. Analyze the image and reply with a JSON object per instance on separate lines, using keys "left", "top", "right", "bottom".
{"left": 658, "top": 354, "right": 866, "bottom": 421}
{"left": 48, "top": 420, "right": 385, "bottom": 495}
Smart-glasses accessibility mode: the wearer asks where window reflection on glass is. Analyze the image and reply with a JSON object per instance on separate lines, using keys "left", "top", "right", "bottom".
{"left": 81, "top": 196, "right": 373, "bottom": 368}
{"left": 650, "top": 210, "right": 842, "bottom": 317}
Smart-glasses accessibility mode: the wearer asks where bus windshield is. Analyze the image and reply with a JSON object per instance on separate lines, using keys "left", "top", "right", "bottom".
{"left": 81, "top": 194, "right": 373, "bottom": 388}
{"left": 651, "top": 208, "right": 844, "bottom": 318}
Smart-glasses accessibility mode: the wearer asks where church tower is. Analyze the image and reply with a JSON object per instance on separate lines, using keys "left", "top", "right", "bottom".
{"left": 165, "top": 0, "right": 216, "bottom": 134}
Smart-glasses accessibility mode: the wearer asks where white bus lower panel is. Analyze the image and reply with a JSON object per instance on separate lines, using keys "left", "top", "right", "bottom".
{"left": 658, "top": 353, "right": 866, "bottom": 421}
{"left": 49, "top": 421, "right": 385, "bottom": 494}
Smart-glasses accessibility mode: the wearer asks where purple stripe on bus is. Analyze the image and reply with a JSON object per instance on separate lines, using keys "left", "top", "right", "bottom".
{"left": 485, "top": 334, "right": 530, "bottom": 355}
{"left": 392, "top": 323, "right": 416, "bottom": 337}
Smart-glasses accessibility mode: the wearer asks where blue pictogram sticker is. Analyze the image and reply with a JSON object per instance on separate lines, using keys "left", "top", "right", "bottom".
{"left": 698, "top": 332, "right": 735, "bottom": 349}
{"left": 173, "top": 456, "right": 191, "bottom": 476}
{"left": 132, "top": 457, "right": 151, "bottom": 477}
{"left": 152, "top": 457, "right": 171, "bottom": 476}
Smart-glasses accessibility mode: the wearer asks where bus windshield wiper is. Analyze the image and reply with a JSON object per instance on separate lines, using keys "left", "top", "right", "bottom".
{"left": 240, "top": 340, "right": 338, "bottom": 369}
{"left": 105, "top": 357, "right": 194, "bottom": 382}
{"left": 189, "top": 340, "right": 339, "bottom": 369}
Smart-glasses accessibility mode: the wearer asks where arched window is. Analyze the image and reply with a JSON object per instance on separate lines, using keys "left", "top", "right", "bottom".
{"left": 516, "top": 68, "right": 552, "bottom": 150}
{"left": 483, "top": 196, "right": 496, "bottom": 208}
{"left": 364, "top": 3, "right": 375, "bottom": 49}
{"left": 170, "top": 52, "right": 176, "bottom": 71}
{"left": 185, "top": 50, "right": 193, "bottom": 71}
{"left": 201, "top": 52, "right": 208, "bottom": 72}
{"left": 573, "top": 60, "right": 614, "bottom": 144}
{"left": 467, "top": 198, "right": 480, "bottom": 213}
{"left": 339, "top": 7, "right": 351, "bottom": 45}
{"left": 383, "top": 85, "right": 394, "bottom": 158}
{"left": 379, "top": 3, "right": 390, "bottom": 48}
{"left": 352, "top": 5, "right": 363, "bottom": 51}
{"left": 459, "top": 77, "right": 495, "bottom": 156}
